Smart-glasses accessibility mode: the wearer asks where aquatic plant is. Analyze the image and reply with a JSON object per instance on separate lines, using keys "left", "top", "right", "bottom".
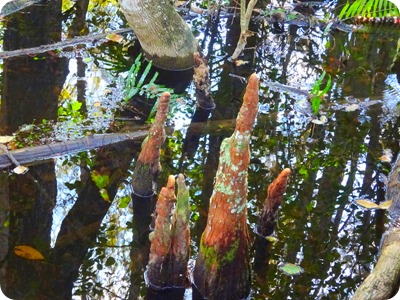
{"left": 122, "top": 54, "right": 173, "bottom": 103}
{"left": 310, "top": 70, "right": 331, "bottom": 116}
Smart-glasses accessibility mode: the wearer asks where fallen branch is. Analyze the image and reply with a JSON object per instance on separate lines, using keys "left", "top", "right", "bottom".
{"left": 0, "top": 28, "right": 133, "bottom": 59}
{"left": 0, "top": 130, "right": 148, "bottom": 169}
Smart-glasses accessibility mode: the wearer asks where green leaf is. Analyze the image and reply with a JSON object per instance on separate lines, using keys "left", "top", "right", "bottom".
{"left": 71, "top": 101, "right": 82, "bottom": 111}
{"left": 90, "top": 170, "right": 110, "bottom": 189}
{"left": 266, "top": 236, "right": 279, "bottom": 243}
{"left": 118, "top": 196, "right": 131, "bottom": 208}
{"left": 137, "top": 60, "right": 153, "bottom": 88}
{"left": 279, "top": 263, "right": 304, "bottom": 276}
{"left": 99, "top": 189, "right": 110, "bottom": 202}
{"left": 355, "top": 0, "right": 367, "bottom": 16}
{"left": 338, "top": 2, "right": 350, "bottom": 19}
{"left": 321, "top": 75, "right": 332, "bottom": 95}
{"left": 311, "top": 96, "right": 321, "bottom": 116}
{"left": 299, "top": 166, "right": 309, "bottom": 177}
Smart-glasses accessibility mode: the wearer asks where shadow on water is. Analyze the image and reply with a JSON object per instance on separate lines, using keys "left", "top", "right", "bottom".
{"left": 0, "top": 0, "right": 399, "bottom": 299}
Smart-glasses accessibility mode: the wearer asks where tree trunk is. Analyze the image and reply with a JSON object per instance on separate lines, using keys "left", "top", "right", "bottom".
{"left": 192, "top": 74, "right": 259, "bottom": 300}
{"left": 118, "top": 0, "right": 198, "bottom": 70}
{"left": 352, "top": 155, "right": 400, "bottom": 299}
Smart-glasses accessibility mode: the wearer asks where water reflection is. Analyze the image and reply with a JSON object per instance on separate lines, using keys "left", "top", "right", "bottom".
{"left": 0, "top": 0, "right": 399, "bottom": 299}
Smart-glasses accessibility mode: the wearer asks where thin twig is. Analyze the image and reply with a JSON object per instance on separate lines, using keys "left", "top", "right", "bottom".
{"left": 0, "top": 144, "right": 20, "bottom": 166}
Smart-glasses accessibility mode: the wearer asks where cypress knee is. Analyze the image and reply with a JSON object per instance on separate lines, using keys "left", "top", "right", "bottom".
{"left": 192, "top": 73, "right": 259, "bottom": 300}
{"left": 257, "top": 168, "right": 291, "bottom": 237}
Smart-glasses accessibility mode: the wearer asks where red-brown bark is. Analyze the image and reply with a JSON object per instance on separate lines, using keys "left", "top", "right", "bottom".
{"left": 129, "top": 92, "right": 170, "bottom": 298}
{"left": 145, "top": 174, "right": 191, "bottom": 290}
{"left": 146, "top": 175, "right": 176, "bottom": 289}
{"left": 192, "top": 73, "right": 259, "bottom": 300}
{"left": 257, "top": 168, "right": 291, "bottom": 237}
{"left": 170, "top": 174, "right": 191, "bottom": 285}
{"left": 131, "top": 92, "right": 170, "bottom": 197}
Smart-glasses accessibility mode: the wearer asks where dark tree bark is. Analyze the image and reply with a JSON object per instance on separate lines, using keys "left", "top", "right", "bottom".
{"left": 0, "top": 0, "right": 68, "bottom": 134}
{"left": 0, "top": 1, "right": 67, "bottom": 299}
{"left": 47, "top": 140, "right": 138, "bottom": 300}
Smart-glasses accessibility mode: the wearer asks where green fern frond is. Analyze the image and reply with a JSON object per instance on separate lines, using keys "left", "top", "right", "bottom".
{"left": 123, "top": 54, "right": 174, "bottom": 103}
{"left": 338, "top": 0, "right": 400, "bottom": 20}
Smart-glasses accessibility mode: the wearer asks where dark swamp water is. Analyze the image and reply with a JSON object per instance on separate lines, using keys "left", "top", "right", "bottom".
{"left": 0, "top": 0, "right": 399, "bottom": 299}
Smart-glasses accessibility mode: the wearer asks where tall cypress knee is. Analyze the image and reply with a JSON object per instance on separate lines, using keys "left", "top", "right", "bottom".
{"left": 193, "top": 73, "right": 259, "bottom": 300}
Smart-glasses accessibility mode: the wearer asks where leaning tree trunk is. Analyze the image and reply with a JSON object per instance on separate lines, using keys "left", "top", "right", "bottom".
{"left": 118, "top": 0, "right": 198, "bottom": 70}
{"left": 352, "top": 155, "right": 400, "bottom": 299}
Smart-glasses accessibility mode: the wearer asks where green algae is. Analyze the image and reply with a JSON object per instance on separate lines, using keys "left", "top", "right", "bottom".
{"left": 199, "top": 237, "right": 241, "bottom": 270}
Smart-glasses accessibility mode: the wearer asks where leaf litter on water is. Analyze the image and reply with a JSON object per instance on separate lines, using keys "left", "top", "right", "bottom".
{"left": 279, "top": 263, "right": 304, "bottom": 276}
{"left": 14, "top": 245, "right": 45, "bottom": 260}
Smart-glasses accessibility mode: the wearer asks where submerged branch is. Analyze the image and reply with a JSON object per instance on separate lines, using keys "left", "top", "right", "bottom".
{"left": 0, "top": 130, "right": 148, "bottom": 169}
{"left": 0, "top": 28, "right": 133, "bottom": 59}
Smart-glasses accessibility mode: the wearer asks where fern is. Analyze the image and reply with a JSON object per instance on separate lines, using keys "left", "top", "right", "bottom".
{"left": 122, "top": 54, "right": 184, "bottom": 122}
{"left": 338, "top": 0, "right": 400, "bottom": 20}
{"left": 123, "top": 54, "right": 174, "bottom": 103}
{"left": 310, "top": 71, "right": 332, "bottom": 116}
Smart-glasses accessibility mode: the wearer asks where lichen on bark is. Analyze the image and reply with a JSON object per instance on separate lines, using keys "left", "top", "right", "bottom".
{"left": 192, "top": 73, "right": 259, "bottom": 300}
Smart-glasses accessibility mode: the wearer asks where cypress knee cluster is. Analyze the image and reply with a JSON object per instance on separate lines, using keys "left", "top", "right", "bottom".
{"left": 146, "top": 174, "right": 191, "bottom": 289}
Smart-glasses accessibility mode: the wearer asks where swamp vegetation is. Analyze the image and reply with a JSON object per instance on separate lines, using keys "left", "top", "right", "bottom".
{"left": 0, "top": 0, "right": 400, "bottom": 299}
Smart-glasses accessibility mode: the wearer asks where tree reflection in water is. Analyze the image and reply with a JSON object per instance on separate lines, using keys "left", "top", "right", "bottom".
{"left": 0, "top": 0, "right": 399, "bottom": 299}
